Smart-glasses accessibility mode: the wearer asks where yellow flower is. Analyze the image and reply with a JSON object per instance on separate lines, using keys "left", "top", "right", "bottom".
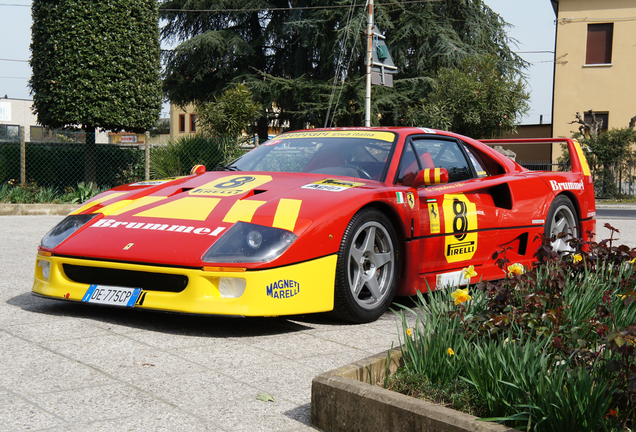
{"left": 507, "top": 263, "right": 524, "bottom": 277}
{"left": 573, "top": 254, "right": 583, "bottom": 263}
{"left": 447, "top": 348, "right": 455, "bottom": 356}
{"left": 406, "top": 328, "right": 413, "bottom": 337}
{"left": 629, "top": 257, "right": 636, "bottom": 265}
{"left": 461, "top": 265, "right": 477, "bottom": 280}
{"left": 451, "top": 288, "right": 472, "bottom": 305}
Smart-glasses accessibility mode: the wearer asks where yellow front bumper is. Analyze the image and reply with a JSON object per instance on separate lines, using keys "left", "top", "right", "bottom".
{"left": 32, "top": 254, "right": 337, "bottom": 317}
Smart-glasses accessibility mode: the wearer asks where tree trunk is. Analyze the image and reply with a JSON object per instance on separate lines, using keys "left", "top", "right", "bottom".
{"left": 258, "top": 116, "right": 268, "bottom": 143}
{"left": 84, "top": 125, "right": 97, "bottom": 188}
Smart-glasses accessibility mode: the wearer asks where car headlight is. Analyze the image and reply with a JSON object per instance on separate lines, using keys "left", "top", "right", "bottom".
{"left": 202, "top": 222, "right": 297, "bottom": 263}
{"left": 40, "top": 214, "right": 101, "bottom": 249}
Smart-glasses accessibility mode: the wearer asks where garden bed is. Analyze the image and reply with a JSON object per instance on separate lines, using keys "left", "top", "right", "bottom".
{"left": 311, "top": 347, "right": 514, "bottom": 432}
{"left": 314, "top": 228, "right": 636, "bottom": 431}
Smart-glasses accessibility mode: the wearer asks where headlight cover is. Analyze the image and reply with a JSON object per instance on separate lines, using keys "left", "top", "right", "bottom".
{"left": 40, "top": 214, "right": 101, "bottom": 249}
{"left": 202, "top": 222, "right": 297, "bottom": 263}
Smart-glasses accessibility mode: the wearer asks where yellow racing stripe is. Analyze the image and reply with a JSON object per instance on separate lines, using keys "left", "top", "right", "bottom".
{"left": 70, "top": 192, "right": 128, "bottom": 215}
{"left": 223, "top": 200, "right": 266, "bottom": 224}
{"left": 135, "top": 197, "right": 221, "bottom": 221}
{"left": 272, "top": 199, "right": 302, "bottom": 231}
{"left": 98, "top": 196, "right": 167, "bottom": 216}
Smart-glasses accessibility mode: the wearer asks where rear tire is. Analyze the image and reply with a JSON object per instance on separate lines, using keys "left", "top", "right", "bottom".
{"left": 545, "top": 195, "right": 579, "bottom": 254}
{"left": 333, "top": 208, "right": 399, "bottom": 323}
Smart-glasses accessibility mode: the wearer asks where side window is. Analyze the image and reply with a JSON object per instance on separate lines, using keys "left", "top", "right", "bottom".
{"left": 412, "top": 139, "right": 473, "bottom": 183}
{"left": 465, "top": 145, "right": 489, "bottom": 178}
{"left": 396, "top": 142, "right": 419, "bottom": 185}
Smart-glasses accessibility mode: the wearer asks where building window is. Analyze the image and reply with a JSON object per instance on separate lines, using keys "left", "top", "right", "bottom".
{"left": 179, "top": 114, "right": 186, "bottom": 133}
{"left": 586, "top": 23, "right": 613, "bottom": 65}
{"left": 190, "top": 114, "right": 196, "bottom": 133}
{"left": 0, "top": 124, "right": 20, "bottom": 141}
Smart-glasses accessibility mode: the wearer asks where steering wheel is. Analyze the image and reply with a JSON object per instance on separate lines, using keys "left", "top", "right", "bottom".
{"left": 341, "top": 164, "right": 373, "bottom": 180}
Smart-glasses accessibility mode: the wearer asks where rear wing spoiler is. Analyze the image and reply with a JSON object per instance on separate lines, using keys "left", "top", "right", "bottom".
{"left": 480, "top": 138, "right": 592, "bottom": 182}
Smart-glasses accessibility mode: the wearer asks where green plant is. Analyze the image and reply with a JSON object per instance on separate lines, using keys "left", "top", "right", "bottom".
{"left": 196, "top": 84, "right": 262, "bottom": 141}
{"left": 115, "top": 162, "right": 144, "bottom": 186}
{"left": 391, "top": 225, "right": 636, "bottom": 431}
{"left": 34, "top": 186, "right": 60, "bottom": 203}
{"left": 150, "top": 135, "right": 243, "bottom": 178}
{"left": 385, "top": 368, "right": 485, "bottom": 417}
{"left": 71, "top": 182, "right": 98, "bottom": 204}
{"left": 7, "top": 185, "right": 32, "bottom": 203}
{"left": 0, "top": 182, "right": 9, "bottom": 202}
{"left": 395, "top": 283, "right": 490, "bottom": 385}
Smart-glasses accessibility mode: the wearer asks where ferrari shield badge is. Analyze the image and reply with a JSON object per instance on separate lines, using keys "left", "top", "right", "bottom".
{"left": 406, "top": 192, "right": 415, "bottom": 209}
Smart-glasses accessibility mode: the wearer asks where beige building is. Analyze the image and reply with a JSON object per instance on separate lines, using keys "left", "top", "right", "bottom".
{"left": 551, "top": 0, "right": 636, "bottom": 141}
{"left": 169, "top": 103, "right": 198, "bottom": 139}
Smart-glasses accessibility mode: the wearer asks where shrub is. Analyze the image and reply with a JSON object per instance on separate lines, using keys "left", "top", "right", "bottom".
{"left": 150, "top": 135, "right": 244, "bottom": 178}
{"left": 393, "top": 225, "right": 636, "bottom": 431}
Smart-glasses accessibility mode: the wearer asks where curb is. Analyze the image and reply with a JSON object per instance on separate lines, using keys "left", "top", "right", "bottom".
{"left": 311, "top": 348, "right": 515, "bottom": 432}
{"left": 0, "top": 204, "right": 76, "bottom": 216}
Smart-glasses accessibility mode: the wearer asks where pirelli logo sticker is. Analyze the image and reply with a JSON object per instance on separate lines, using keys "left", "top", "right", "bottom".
{"left": 301, "top": 178, "right": 365, "bottom": 192}
{"left": 443, "top": 193, "right": 478, "bottom": 263}
{"left": 190, "top": 175, "right": 272, "bottom": 196}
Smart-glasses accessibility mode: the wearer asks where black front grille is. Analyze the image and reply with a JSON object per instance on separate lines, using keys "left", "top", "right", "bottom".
{"left": 63, "top": 264, "right": 188, "bottom": 293}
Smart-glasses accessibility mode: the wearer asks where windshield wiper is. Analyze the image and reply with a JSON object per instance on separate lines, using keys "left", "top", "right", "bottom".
{"left": 217, "top": 165, "right": 241, "bottom": 171}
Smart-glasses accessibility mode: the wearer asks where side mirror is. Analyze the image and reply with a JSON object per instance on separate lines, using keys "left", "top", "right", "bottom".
{"left": 411, "top": 168, "right": 449, "bottom": 189}
{"left": 190, "top": 164, "right": 206, "bottom": 175}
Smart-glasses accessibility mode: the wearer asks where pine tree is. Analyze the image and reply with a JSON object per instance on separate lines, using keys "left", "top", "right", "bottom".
{"left": 160, "top": 0, "right": 527, "bottom": 138}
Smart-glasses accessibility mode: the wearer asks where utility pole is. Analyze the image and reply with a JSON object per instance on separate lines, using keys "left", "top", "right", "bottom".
{"left": 365, "top": 0, "right": 373, "bottom": 127}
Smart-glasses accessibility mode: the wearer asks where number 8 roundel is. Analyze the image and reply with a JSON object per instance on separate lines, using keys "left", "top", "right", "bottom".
{"left": 189, "top": 175, "right": 272, "bottom": 196}
{"left": 443, "top": 193, "right": 478, "bottom": 263}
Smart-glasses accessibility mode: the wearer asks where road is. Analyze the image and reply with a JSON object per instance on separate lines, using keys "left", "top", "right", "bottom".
{"left": 0, "top": 212, "right": 633, "bottom": 431}
{"left": 595, "top": 206, "right": 636, "bottom": 246}
{"left": 597, "top": 208, "right": 636, "bottom": 220}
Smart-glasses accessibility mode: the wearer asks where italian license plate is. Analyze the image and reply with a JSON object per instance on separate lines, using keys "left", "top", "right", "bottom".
{"left": 82, "top": 285, "right": 142, "bottom": 307}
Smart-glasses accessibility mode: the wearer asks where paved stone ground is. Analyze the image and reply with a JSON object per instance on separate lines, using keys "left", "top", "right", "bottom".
{"left": 1, "top": 215, "right": 633, "bottom": 431}
{"left": 0, "top": 216, "right": 403, "bottom": 432}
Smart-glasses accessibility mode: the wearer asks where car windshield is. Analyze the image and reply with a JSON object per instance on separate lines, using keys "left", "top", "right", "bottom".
{"left": 227, "top": 131, "right": 398, "bottom": 181}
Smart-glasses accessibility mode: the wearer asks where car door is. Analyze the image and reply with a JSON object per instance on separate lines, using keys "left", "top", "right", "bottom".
{"left": 396, "top": 135, "right": 503, "bottom": 276}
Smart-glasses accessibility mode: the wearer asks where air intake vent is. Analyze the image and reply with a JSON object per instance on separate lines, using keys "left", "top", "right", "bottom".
{"left": 63, "top": 264, "right": 188, "bottom": 293}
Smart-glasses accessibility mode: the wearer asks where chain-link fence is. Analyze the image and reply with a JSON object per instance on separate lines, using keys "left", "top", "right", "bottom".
{"left": 515, "top": 159, "right": 636, "bottom": 198}
{"left": 0, "top": 127, "right": 253, "bottom": 202}
{"left": 1, "top": 127, "right": 634, "bottom": 200}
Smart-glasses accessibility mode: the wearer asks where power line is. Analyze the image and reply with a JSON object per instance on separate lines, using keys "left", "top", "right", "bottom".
{"left": 0, "top": 3, "right": 30, "bottom": 6}
{"left": 0, "top": 58, "right": 29, "bottom": 63}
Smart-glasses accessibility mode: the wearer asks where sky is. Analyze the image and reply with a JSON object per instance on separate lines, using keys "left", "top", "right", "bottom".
{"left": 0, "top": 0, "right": 557, "bottom": 124}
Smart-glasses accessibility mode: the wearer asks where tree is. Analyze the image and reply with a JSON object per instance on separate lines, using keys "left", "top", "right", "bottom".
{"left": 159, "top": 0, "right": 526, "bottom": 139}
{"left": 578, "top": 128, "right": 636, "bottom": 198}
{"left": 195, "top": 84, "right": 262, "bottom": 141}
{"left": 403, "top": 55, "right": 529, "bottom": 138}
{"left": 30, "top": 0, "right": 162, "bottom": 185}
{"left": 570, "top": 112, "right": 636, "bottom": 197}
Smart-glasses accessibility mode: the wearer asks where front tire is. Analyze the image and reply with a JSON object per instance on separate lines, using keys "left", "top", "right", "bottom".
{"left": 545, "top": 195, "right": 579, "bottom": 254}
{"left": 333, "top": 208, "right": 399, "bottom": 323}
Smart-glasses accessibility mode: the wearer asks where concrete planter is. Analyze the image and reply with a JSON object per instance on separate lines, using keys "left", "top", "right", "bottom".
{"left": 311, "top": 348, "right": 515, "bottom": 432}
{"left": 0, "top": 204, "right": 76, "bottom": 216}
